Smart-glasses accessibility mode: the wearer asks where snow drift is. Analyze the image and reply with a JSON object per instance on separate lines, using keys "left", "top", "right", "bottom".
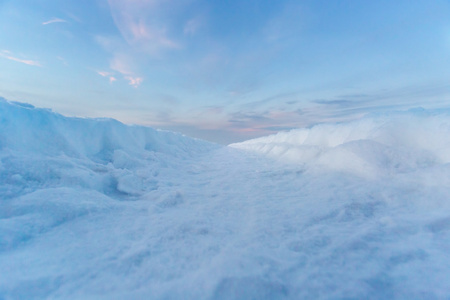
{"left": 1, "top": 99, "right": 450, "bottom": 299}
{"left": 231, "top": 109, "right": 450, "bottom": 178}
{"left": 0, "top": 99, "right": 217, "bottom": 200}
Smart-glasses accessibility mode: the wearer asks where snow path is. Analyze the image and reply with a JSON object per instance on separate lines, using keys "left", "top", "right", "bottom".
{"left": 1, "top": 100, "right": 450, "bottom": 299}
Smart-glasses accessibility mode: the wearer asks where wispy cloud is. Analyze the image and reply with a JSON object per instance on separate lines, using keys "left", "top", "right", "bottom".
{"left": 241, "top": 92, "right": 299, "bottom": 110}
{"left": 184, "top": 18, "right": 202, "bottom": 36}
{"left": 0, "top": 50, "right": 41, "bottom": 66}
{"left": 97, "top": 71, "right": 117, "bottom": 84}
{"left": 65, "top": 12, "right": 82, "bottom": 23}
{"left": 128, "top": 21, "right": 179, "bottom": 50}
{"left": 107, "top": 0, "right": 180, "bottom": 55}
{"left": 263, "top": 2, "right": 308, "bottom": 43}
{"left": 125, "top": 76, "right": 143, "bottom": 88}
{"left": 42, "top": 18, "right": 67, "bottom": 25}
{"left": 97, "top": 0, "right": 202, "bottom": 90}
{"left": 109, "top": 53, "right": 135, "bottom": 76}
{"left": 56, "top": 56, "right": 68, "bottom": 66}
{"left": 226, "top": 109, "right": 306, "bottom": 139}
{"left": 109, "top": 53, "right": 144, "bottom": 87}
{"left": 96, "top": 67, "right": 142, "bottom": 87}
{"left": 313, "top": 99, "right": 356, "bottom": 107}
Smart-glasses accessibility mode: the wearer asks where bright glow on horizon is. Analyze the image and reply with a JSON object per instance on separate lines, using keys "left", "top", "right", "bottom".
{"left": 1, "top": 0, "right": 450, "bottom": 144}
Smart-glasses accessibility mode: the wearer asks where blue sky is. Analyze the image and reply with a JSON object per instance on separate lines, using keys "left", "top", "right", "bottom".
{"left": 1, "top": 0, "right": 450, "bottom": 143}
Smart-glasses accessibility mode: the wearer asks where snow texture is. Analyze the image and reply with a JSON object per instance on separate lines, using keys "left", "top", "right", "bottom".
{"left": 1, "top": 98, "right": 450, "bottom": 299}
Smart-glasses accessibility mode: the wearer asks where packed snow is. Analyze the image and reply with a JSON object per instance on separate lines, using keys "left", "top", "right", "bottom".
{"left": 1, "top": 98, "right": 450, "bottom": 299}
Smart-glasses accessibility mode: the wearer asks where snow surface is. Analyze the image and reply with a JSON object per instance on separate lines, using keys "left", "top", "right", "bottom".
{"left": 1, "top": 98, "right": 450, "bottom": 299}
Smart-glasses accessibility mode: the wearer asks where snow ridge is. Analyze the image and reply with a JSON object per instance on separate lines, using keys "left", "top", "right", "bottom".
{"left": 0, "top": 99, "right": 217, "bottom": 200}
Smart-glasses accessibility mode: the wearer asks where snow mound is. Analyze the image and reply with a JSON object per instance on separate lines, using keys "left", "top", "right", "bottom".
{"left": 231, "top": 109, "right": 450, "bottom": 177}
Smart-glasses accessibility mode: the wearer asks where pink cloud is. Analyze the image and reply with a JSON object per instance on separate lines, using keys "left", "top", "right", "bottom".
{"left": 107, "top": 0, "right": 180, "bottom": 55}
{"left": 125, "top": 76, "right": 143, "bottom": 88}
{"left": 97, "top": 71, "right": 117, "bottom": 84}
{"left": 97, "top": 71, "right": 111, "bottom": 77}
{"left": 0, "top": 50, "right": 41, "bottom": 66}
{"left": 107, "top": 54, "right": 144, "bottom": 87}
{"left": 128, "top": 20, "right": 179, "bottom": 49}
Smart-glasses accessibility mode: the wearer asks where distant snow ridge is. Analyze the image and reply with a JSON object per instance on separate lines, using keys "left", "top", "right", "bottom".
{"left": 231, "top": 109, "right": 450, "bottom": 177}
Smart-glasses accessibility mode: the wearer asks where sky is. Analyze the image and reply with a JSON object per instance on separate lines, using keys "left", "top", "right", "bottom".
{"left": 1, "top": 0, "right": 450, "bottom": 144}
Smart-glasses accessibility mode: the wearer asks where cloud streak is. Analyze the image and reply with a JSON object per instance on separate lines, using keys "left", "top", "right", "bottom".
{"left": 0, "top": 50, "right": 41, "bottom": 67}
{"left": 42, "top": 18, "right": 67, "bottom": 25}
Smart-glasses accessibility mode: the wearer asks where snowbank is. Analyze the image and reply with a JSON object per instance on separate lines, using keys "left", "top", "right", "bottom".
{"left": 1, "top": 99, "right": 450, "bottom": 299}
{"left": 0, "top": 99, "right": 215, "bottom": 158}
{"left": 231, "top": 109, "right": 450, "bottom": 178}
{"left": 0, "top": 99, "right": 217, "bottom": 200}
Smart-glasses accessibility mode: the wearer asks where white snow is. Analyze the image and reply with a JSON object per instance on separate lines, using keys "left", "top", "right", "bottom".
{"left": 1, "top": 99, "right": 450, "bottom": 299}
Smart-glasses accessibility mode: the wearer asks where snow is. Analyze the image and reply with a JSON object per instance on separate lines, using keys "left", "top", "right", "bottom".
{"left": 1, "top": 98, "right": 450, "bottom": 299}
{"left": 231, "top": 109, "right": 450, "bottom": 176}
